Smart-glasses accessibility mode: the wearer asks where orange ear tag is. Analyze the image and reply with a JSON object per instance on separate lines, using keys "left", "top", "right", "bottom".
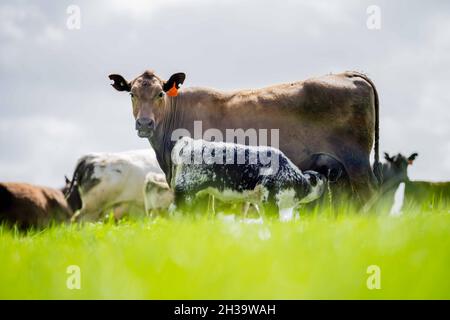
{"left": 167, "top": 83, "right": 178, "bottom": 97}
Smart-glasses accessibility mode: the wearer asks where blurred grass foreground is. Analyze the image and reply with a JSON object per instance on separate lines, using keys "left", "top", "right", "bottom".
{"left": 0, "top": 198, "right": 449, "bottom": 299}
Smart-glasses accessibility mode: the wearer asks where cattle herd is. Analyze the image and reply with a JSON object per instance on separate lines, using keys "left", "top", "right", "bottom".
{"left": 1, "top": 70, "right": 448, "bottom": 230}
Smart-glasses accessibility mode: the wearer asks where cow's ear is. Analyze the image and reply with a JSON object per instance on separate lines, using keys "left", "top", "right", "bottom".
{"left": 64, "top": 175, "right": 70, "bottom": 184}
{"left": 384, "top": 152, "right": 393, "bottom": 162}
{"left": 109, "top": 74, "right": 131, "bottom": 92}
{"left": 163, "top": 73, "right": 186, "bottom": 97}
{"left": 408, "top": 152, "right": 418, "bottom": 165}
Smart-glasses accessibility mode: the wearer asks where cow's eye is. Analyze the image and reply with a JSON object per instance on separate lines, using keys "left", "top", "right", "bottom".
{"left": 130, "top": 92, "right": 134, "bottom": 98}
{"left": 158, "top": 92, "right": 164, "bottom": 98}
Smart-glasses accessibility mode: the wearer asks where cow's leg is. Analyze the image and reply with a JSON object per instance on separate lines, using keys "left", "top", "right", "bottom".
{"left": 258, "top": 202, "right": 270, "bottom": 220}
{"left": 143, "top": 188, "right": 151, "bottom": 217}
{"left": 279, "top": 206, "right": 295, "bottom": 221}
{"left": 112, "top": 203, "right": 130, "bottom": 220}
{"left": 174, "top": 190, "right": 188, "bottom": 213}
{"left": 70, "top": 207, "right": 102, "bottom": 223}
{"left": 144, "top": 192, "right": 162, "bottom": 219}
{"left": 112, "top": 202, "right": 144, "bottom": 220}
{"left": 242, "top": 202, "right": 263, "bottom": 220}
{"left": 253, "top": 204, "right": 262, "bottom": 217}
{"left": 70, "top": 211, "right": 81, "bottom": 223}
{"left": 338, "top": 149, "right": 377, "bottom": 205}
{"left": 241, "top": 202, "right": 250, "bottom": 218}
{"left": 207, "top": 194, "right": 216, "bottom": 218}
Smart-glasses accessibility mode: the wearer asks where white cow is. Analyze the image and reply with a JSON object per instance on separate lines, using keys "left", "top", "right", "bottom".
{"left": 65, "top": 149, "right": 166, "bottom": 222}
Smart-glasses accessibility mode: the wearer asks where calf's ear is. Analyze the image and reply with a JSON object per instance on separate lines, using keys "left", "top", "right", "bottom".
{"left": 408, "top": 152, "right": 418, "bottom": 165}
{"left": 109, "top": 74, "right": 131, "bottom": 92}
{"left": 163, "top": 73, "right": 186, "bottom": 97}
{"left": 384, "top": 152, "right": 393, "bottom": 162}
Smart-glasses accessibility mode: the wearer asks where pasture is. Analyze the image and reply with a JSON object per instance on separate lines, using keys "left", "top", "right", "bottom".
{"left": 1, "top": 197, "right": 449, "bottom": 299}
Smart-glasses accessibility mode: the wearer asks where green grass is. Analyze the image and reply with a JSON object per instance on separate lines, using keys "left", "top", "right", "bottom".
{"left": 0, "top": 199, "right": 449, "bottom": 299}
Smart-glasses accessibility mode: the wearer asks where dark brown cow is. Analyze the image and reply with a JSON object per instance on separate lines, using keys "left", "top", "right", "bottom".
{"left": 109, "top": 70, "right": 381, "bottom": 202}
{"left": 0, "top": 182, "right": 72, "bottom": 230}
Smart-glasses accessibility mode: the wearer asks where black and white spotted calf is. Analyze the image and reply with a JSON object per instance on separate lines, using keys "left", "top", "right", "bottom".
{"left": 170, "top": 137, "right": 326, "bottom": 217}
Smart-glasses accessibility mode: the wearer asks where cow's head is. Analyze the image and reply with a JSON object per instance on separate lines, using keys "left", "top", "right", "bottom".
{"left": 383, "top": 152, "right": 418, "bottom": 184}
{"left": 109, "top": 70, "right": 186, "bottom": 138}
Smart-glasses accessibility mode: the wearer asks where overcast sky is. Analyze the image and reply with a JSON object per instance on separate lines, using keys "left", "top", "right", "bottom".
{"left": 1, "top": 0, "right": 449, "bottom": 187}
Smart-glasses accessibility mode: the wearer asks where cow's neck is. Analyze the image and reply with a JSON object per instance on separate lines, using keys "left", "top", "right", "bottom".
{"left": 148, "top": 94, "right": 188, "bottom": 185}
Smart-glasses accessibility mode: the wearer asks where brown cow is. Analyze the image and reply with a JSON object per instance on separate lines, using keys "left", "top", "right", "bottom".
{"left": 0, "top": 182, "right": 72, "bottom": 230}
{"left": 109, "top": 70, "right": 381, "bottom": 202}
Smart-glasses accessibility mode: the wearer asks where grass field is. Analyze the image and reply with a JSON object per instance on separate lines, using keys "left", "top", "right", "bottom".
{"left": 0, "top": 198, "right": 449, "bottom": 299}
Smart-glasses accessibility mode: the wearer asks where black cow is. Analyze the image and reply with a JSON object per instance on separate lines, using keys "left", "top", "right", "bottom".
{"left": 382, "top": 152, "right": 450, "bottom": 207}
{"left": 170, "top": 137, "right": 326, "bottom": 217}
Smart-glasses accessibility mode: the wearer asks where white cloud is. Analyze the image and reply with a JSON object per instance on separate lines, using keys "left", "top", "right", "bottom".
{"left": 0, "top": 5, "right": 28, "bottom": 40}
{"left": 0, "top": 116, "right": 82, "bottom": 186}
{"left": 35, "top": 25, "right": 64, "bottom": 44}
{"left": 0, "top": 4, "right": 64, "bottom": 42}
{"left": 106, "top": 0, "right": 209, "bottom": 18}
{"left": 0, "top": 4, "right": 65, "bottom": 68}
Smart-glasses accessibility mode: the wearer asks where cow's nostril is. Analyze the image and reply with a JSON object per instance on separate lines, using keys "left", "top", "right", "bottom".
{"left": 136, "top": 118, "right": 155, "bottom": 131}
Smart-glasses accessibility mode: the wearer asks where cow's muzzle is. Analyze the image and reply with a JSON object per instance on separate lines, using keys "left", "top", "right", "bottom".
{"left": 135, "top": 117, "right": 155, "bottom": 138}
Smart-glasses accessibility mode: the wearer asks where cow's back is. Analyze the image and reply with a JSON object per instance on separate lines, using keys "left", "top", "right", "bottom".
{"left": 76, "top": 149, "right": 162, "bottom": 192}
{"left": 0, "top": 182, "right": 72, "bottom": 229}
{"left": 405, "top": 181, "right": 450, "bottom": 205}
{"left": 182, "top": 71, "right": 375, "bottom": 171}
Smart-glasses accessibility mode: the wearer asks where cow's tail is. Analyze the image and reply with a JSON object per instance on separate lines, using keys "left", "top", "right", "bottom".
{"left": 348, "top": 71, "right": 382, "bottom": 186}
